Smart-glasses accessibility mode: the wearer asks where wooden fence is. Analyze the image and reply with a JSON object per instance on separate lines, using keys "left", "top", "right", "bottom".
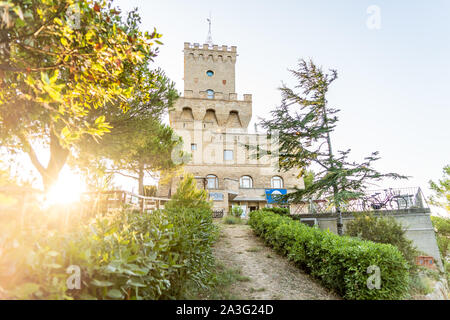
{"left": 81, "top": 191, "right": 169, "bottom": 213}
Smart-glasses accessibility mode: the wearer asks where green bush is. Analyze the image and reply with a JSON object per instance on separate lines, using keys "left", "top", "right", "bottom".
{"left": 223, "top": 216, "right": 242, "bottom": 225}
{"left": 165, "top": 174, "right": 211, "bottom": 211}
{"left": 230, "top": 206, "right": 244, "bottom": 218}
{"left": 346, "top": 213, "right": 419, "bottom": 269}
{"left": 249, "top": 210, "right": 409, "bottom": 300}
{"left": 261, "top": 207, "right": 290, "bottom": 216}
{"left": 431, "top": 216, "right": 450, "bottom": 258}
{"left": 0, "top": 175, "right": 217, "bottom": 300}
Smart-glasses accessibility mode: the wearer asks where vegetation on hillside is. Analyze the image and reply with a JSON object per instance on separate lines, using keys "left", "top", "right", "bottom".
{"left": 0, "top": 175, "right": 217, "bottom": 299}
{"left": 428, "top": 165, "right": 450, "bottom": 214}
{"left": 346, "top": 214, "right": 418, "bottom": 269}
{"left": 431, "top": 216, "right": 450, "bottom": 284}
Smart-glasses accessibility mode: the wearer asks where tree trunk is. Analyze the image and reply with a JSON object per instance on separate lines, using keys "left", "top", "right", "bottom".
{"left": 23, "top": 129, "right": 70, "bottom": 192}
{"left": 323, "top": 103, "right": 343, "bottom": 235}
{"left": 138, "top": 162, "right": 144, "bottom": 196}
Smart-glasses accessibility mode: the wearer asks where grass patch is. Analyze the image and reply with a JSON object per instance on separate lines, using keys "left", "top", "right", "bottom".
{"left": 408, "top": 272, "right": 434, "bottom": 297}
{"left": 222, "top": 216, "right": 243, "bottom": 225}
{"left": 185, "top": 262, "right": 249, "bottom": 300}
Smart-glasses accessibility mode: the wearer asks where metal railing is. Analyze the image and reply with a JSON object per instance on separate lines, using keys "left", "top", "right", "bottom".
{"left": 290, "top": 187, "right": 429, "bottom": 215}
{"left": 212, "top": 209, "right": 224, "bottom": 218}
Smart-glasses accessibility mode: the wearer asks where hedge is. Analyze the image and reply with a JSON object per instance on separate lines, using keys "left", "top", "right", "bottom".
{"left": 260, "top": 207, "right": 290, "bottom": 216}
{"left": 249, "top": 210, "right": 409, "bottom": 300}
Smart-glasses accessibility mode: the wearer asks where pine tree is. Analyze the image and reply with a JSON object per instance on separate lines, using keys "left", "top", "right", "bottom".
{"left": 259, "top": 59, "right": 406, "bottom": 234}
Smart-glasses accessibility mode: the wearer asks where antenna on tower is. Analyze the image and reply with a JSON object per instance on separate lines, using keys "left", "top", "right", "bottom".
{"left": 205, "top": 12, "right": 213, "bottom": 47}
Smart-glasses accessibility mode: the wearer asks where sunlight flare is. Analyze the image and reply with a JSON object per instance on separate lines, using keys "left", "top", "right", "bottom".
{"left": 43, "top": 169, "right": 86, "bottom": 207}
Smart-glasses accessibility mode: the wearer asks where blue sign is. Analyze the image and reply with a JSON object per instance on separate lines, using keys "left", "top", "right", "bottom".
{"left": 265, "top": 189, "right": 287, "bottom": 204}
{"left": 209, "top": 192, "right": 224, "bottom": 201}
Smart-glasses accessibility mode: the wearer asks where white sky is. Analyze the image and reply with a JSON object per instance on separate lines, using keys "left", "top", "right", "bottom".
{"left": 113, "top": 0, "right": 449, "bottom": 213}
{"left": 6, "top": 1, "right": 449, "bottom": 215}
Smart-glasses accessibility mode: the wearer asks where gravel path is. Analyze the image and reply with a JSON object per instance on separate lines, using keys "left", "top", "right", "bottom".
{"left": 213, "top": 222, "right": 341, "bottom": 300}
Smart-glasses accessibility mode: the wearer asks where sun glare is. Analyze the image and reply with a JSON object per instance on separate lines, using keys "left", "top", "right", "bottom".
{"left": 43, "top": 169, "right": 86, "bottom": 207}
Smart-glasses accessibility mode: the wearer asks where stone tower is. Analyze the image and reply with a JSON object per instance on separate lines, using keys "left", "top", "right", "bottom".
{"left": 169, "top": 43, "right": 252, "bottom": 132}
{"left": 160, "top": 42, "right": 304, "bottom": 216}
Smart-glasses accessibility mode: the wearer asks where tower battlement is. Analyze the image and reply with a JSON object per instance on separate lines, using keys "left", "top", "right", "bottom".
{"left": 184, "top": 42, "right": 237, "bottom": 52}
{"left": 183, "top": 42, "right": 237, "bottom": 63}
{"left": 183, "top": 41, "right": 237, "bottom": 95}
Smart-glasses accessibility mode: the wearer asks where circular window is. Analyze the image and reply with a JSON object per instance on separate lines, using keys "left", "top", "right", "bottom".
{"left": 206, "top": 70, "right": 214, "bottom": 77}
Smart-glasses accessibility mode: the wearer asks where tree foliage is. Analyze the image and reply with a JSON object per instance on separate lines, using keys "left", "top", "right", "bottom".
{"left": 259, "top": 59, "right": 406, "bottom": 208}
{"left": 428, "top": 165, "right": 450, "bottom": 213}
{"left": 431, "top": 216, "right": 450, "bottom": 259}
{"left": 346, "top": 213, "right": 418, "bottom": 269}
{"left": 74, "top": 68, "right": 181, "bottom": 195}
{"left": 165, "top": 174, "right": 211, "bottom": 211}
{"left": 0, "top": 0, "right": 163, "bottom": 190}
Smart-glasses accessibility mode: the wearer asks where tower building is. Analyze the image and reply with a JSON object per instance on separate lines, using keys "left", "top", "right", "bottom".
{"left": 158, "top": 42, "right": 304, "bottom": 216}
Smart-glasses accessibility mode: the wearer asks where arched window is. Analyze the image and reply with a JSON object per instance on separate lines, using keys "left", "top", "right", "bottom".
{"left": 271, "top": 176, "right": 283, "bottom": 189}
{"left": 206, "top": 174, "right": 218, "bottom": 189}
{"left": 206, "top": 70, "right": 214, "bottom": 77}
{"left": 240, "top": 175, "right": 253, "bottom": 189}
{"left": 206, "top": 89, "right": 214, "bottom": 99}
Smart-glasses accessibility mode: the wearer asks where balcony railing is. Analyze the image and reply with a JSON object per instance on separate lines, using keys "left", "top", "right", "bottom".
{"left": 290, "top": 187, "right": 429, "bottom": 215}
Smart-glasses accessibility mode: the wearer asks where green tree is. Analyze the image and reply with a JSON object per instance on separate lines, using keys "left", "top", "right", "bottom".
{"left": 302, "top": 169, "right": 315, "bottom": 189}
{"left": 346, "top": 213, "right": 418, "bottom": 268}
{"left": 428, "top": 165, "right": 450, "bottom": 214}
{"left": 0, "top": 0, "right": 162, "bottom": 191}
{"left": 75, "top": 68, "right": 182, "bottom": 195}
{"left": 259, "top": 59, "right": 406, "bottom": 234}
{"left": 165, "top": 174, "right": 211, "bottom": 211}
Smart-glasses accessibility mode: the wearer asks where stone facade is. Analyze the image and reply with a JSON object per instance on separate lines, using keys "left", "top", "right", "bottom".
{"left": 158, "top": 42, "right": 304, "bottom": 215}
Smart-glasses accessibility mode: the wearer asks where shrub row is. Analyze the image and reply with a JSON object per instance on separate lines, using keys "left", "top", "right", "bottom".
{"left": 248, "top": 209, "right": 410, "bottom": 299}
{"left": 0, "top": 206, "right": 217, "bottom": 300}
{"left": 260, "top": 207, "right": 290, "bottom": 216}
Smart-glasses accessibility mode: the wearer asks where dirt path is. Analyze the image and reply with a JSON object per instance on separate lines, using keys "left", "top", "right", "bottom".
{"left": 213, "top": 222, "right": 340, "bottom": 300}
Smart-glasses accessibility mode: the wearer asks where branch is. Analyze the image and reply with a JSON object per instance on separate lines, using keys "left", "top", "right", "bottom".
{"left": 17, "top": 133, "right": 47, "bottom": 178}
{"left": 0, "top": 62, "right": 64, "bottom": 72}
{"left": 106, "top": 170, "right": 138, "bottom": 180}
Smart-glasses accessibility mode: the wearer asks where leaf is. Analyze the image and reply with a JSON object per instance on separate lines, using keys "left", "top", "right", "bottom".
{"left": 126, "top": 279, "right": 146, "bottom": 287}
{"left": 95, "top": 115, "right": 105, "bottom": 125}
{"left": 91, "top": 279, "right": 114, "bottom": 287}
{"left": 106, "top": 289, "right": 123, "bottom": 299}
{"left": 61, "top": 126, "right": 70, "bottom": 139}
{"left": 41, "top": 72, "right": 50, "bottom": 84}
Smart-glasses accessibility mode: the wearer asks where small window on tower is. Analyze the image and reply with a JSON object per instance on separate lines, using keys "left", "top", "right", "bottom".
{"left": 206, "top": 89, "right": 214, "bottom": 99}
{"left": 191, "top": 143, "right": 197, "bottom": 151}
{"left": 224, "top": 150, "right": 233, "bottom": 161}
{"left": 206, "top": 70, "right": 214, "bottom": 77}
